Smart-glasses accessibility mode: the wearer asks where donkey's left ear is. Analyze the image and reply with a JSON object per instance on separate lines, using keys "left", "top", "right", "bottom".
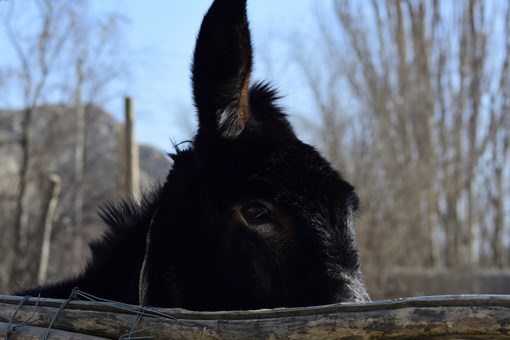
{"left": 192, "top": 0, "right": 253, "bottom": 139}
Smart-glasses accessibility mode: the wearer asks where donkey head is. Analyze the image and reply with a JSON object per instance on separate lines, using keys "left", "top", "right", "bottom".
{"left": 141, "top": 0, "right": 369, "bottom": 310}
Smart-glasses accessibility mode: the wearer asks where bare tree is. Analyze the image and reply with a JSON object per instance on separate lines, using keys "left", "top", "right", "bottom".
{"left": 293, "top": 0, "right": 510, "bottom": 296}
{"left": 64, "top": 9, "right": 127, "bottom": 227}
{"left": 1, "top": 0, "right": 127, "bottom": 290}
{"left": 3, "top": 0, "right": 75, "bottom": 288}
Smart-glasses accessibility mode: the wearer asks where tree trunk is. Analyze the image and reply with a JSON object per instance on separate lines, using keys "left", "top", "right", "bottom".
{"left": 9, "top": 107, "right": 34, "bottom": 288}
{"left": 73, "top": 59, "right": 85, "bottom": 227}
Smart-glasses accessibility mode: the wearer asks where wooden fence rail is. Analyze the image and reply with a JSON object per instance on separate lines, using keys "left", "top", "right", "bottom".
{"left": 0, "top": 293, "right": 509, "bottom": 339}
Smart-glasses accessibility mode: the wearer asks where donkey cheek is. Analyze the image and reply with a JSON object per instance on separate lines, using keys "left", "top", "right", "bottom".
{"left": 251, "top": 259, "right": 273, "bottom": 292}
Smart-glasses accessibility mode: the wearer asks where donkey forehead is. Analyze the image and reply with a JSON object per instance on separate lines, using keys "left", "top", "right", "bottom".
{"left": 212, "top": 138, "right": 355, "bottom": 205}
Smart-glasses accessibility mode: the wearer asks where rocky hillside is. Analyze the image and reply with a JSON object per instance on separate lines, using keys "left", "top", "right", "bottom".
{"left": 0, "top": 105, "right": 171, "bottom": 291}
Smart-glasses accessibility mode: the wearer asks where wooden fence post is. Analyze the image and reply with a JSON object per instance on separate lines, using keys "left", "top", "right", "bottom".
{"left": 124, "top": 97, "right": 140, "bottom": 199}
{"left": 37, "top": 174, "right": 61, "bottom": 284}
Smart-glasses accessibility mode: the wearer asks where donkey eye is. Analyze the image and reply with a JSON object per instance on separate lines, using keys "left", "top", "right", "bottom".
{"left": 241, "top": 202, "right": 272, "bottom": 224}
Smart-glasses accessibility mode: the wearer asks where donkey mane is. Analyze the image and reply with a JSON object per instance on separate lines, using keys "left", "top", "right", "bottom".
{"left": 97, "top": 195, "right": 157, "bottom": 241}
{"left": 248, "top": 82, "right": 284, "bottom": 117}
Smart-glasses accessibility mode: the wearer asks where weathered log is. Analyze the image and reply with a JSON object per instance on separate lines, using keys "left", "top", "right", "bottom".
{"left": 0, "top": 321, "right": 109, "bottom": 340}
{"left": 0, "top": 294, "right": 509, "bottom": 339}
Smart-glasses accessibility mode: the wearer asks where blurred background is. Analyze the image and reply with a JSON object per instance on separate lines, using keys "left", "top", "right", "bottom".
{"left": 0, "top": 0, "right": 509, "bottom": 300}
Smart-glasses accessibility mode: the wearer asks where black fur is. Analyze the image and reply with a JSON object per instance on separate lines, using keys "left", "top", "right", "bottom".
{"left": 19, "top": 194, "right": 159, "bottom": 304}
{"left": 17, "top": 0, "right": 370, "bottom": 310}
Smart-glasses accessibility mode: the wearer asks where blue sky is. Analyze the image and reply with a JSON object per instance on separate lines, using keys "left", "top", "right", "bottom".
{"left": 0, "top": 0, "right": 322, "bottom": 151}
{"left": 92, "top": 0, "right": 320, "bottom": 151}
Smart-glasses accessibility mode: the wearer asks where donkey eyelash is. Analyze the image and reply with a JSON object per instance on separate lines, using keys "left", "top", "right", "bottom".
{"left": 240, "top": 202, "right": 273, "bottom": 225}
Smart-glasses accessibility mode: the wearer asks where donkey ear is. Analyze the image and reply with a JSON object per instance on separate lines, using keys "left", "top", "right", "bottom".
{"left": 192, "top": 0, "right": 253, "bottom": 139}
